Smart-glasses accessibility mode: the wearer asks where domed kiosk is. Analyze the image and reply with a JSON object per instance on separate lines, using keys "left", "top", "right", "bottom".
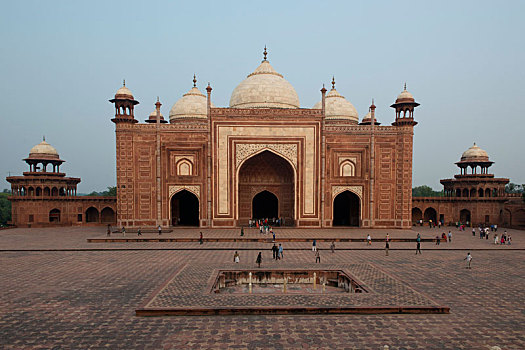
{"left": 313, "top": 77, "right": 358, "bottom": 123}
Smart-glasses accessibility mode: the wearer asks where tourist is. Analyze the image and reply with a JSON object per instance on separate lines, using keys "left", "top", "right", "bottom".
{"left": 199, "top": 231, "right": 203, "bottom": 244}
{"left": 448, "top": 231, "right": 452, "bottom": 243}
{"left": 312, "top": 239, "right": 317, "bottom": 252}
{"left": 330, "top": 241, "right": 335, "bottom": 253}
{"left": 122, "top": 226, "right": 126, "bottom": 236}
{"left": 256, "top": 252, "right": 262, "bottom": 268}
{"left": 158, "top": 225, "right": 162, "bottom": 235}
{"left": 501, "top": 234, "right": 505, "bottom": 245}
{"left": 416, "top": 233, "right": 422, "bottom": 254}
{"left": 107, "top": 224, "right": 111, "bottom": 237}
{"left": 137, "top": 227, "right": 142, "bottom": 236}
{"left": 494, "top": 233, "right": 498, "bottom": 245}
{"left": 385, "top": 236, "right": 390, "bottom": 256}
{"left": 507, "top": 233, "right": 512, "bottom": 245}
{"left": 472, "top": 228, "right": 476, "bottom": 237}
{"left": 272, "top": 243, "right": 278, "bottom": 259}
{"left": 315, "top": 250, "right": 321, "bottom": 263}
{"left": 366, "top": 234, "right": 372, "bottom": 245}
{"left": 233, "top": 251, "right": 240, "bottom": 263}
{"left": 464, "top": 252, "right": 473, "bottom": 269}
{"left": 278, "top": 243, "right": 283, "bottom": 260}
{"left": 429, "top": 219, "right": 432, "bottom": 228}
{"left": 272, "top": 230, "right": 275, "bottom": 242}
{"left": 436, "top": 235, "right": 440, "bottom": 245}
{"left": 494, "top": 224, "right": 498, "bottom": 232}
{"left": 240, "top": 226, "right": 244, "bottom": 236}
{"left": 441, "top": 232, "right": 447, "bottom": 242}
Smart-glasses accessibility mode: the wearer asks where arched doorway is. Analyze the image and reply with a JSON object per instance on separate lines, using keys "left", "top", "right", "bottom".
{"left": 412, "top": 207, "right": 423, "bottom": 224}
{"left": 333, "top": 191, "right": 360, "bottom": 226}
{"left": 514, "top": 209, "right": 525, "bottom": 228}
{"left": 238, "top": 150, "right": 294, "bottom": 225}
{"left": 252, "top": 190, "right": 278, "bottom": 219}
{"left": 171, "top": 190, "right": 199, "bottom": 226}
{"left": 423, "top": 207, "right": 437, "bottom": 223}
{"left": 460, "top": 209, "right": 471, "bottom": 224}
{"left": 86, "top": 207, "right": 99, "bottom": 223}
{"left": 49, "top": 209, "right": 60, "bottom": 223}
{"left": 100, "top": 207, "right": 116, "bottom": 223}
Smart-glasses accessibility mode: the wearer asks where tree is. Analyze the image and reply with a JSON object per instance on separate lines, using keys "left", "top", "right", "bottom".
{"left": 0, "top": 192, "right": 12, "bottom": 225}
{"left": 412, "top": 185, "right": 444, "bottom": 197}
{"left": 505, "top": 183, "right": 524, "bottom": 194}
{"left": 104, "top": 186, "right": 116, "bottom": 196}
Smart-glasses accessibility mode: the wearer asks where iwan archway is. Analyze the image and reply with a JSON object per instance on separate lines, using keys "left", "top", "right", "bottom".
{"left": 170, "top": 189, "right": 199, "bottom": 226}
{"left": 332, "top": 190, "right": 361, "bottom": 227}
{"left": 237, "top": 150, "right": 295, "bottom": 225}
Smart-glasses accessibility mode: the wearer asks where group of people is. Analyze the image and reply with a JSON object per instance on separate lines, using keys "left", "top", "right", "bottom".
{"left": 249, "top": 217, "right": 285, "bottom": 228}
{"left": 473, "top": 226, "right": 511, "bottom": 245}
{"left": 435, "top": 231, "right": 453, "bottom": 245}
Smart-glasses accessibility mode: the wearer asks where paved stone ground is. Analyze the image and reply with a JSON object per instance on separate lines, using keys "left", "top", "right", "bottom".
{"left": 0, "top": 227, "right": 524, "bottom": 349}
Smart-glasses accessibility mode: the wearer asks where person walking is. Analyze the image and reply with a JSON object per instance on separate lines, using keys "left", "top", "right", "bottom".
{"left": 272, "top": 230, "right": 276, "bottom": 242}
{"left": 240, "top": 226, "right": 244, "bottom": 237}
{"left": 416, "top": 233, "right": 422, "bottom": 254}
{"left": 507, "top": 233, "right": 512, "bottom": 245}
{"left": 233, "top": 251, "right": 240, "bottom": 263}
{"left": 315, "top": 250, "right": 321, "bottom": 263}
{"left": 494, "top": 233, "right": 498, "bottom": 245}
{"left": 272, "top": 243, "right": 277, "bottom": 260}
{"left": 199, "top": 231, "right": 203, "bottom": 245}
{"left": 122, "top": 226, "right": 126, "bottom": 236}
{"left": 158, "top": 225, "right": 162, "bottom": 235}
{"left": 385, "top": 237, "right": 390, "bottom": 256}
{"left": 464, "top": 252, "right": 473, "bottom": 269}
{"left": 366, "top": 234, "right": 372, "bottom": 246}
{"left": 312, "top": 239, "right": 317, "bottom": 252}
{"left": 278, "top": 243, "right": 283, "bottom": 260}
{"left": 448, "top": 231, "right": 452, "bottom": 243}
{"left": 137, "top": 227, "right": 142, "bottom": 236}
{"left": 256, "top": 252, "right": 262, "bottom": 268}
{"left": 330, "top": 241, "right": 335, "bottom": 253}
{"left": 107, "top": 224, "right": 111, "bottom": 237}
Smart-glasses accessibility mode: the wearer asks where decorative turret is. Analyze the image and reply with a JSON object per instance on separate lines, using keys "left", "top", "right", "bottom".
{"left": 145, "top": 97, "right": 168, "bottom": 123}
{"left": 360, "top": 99, "right": 381, "bottom": 125}
{"left": 391, "top": 83, "right": 419, "bottom": 126}
{"left": 455, "top": 143, "right": 494, "bottom": 175}
{"left": 110, "top": 80, "right": 139, "bottom": 123}
{"left": 23, "top": 137, "right": 64, "bottom": 173}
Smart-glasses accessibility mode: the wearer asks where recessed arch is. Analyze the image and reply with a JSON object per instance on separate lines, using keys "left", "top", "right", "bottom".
{"left": 252, "top": 190, "right": 279, "bottom": 219}
{"left": 170, "top": 189, "right": 199, "bottom": 226}
{"left": 423, "top": 207, "right": 437, "bottom": 223}
{"left": 460, "top": 209, "right": 471, "bottom": 224}
{"left": 412, "top": 207, "right": 423, "bottom": 224}
{"left": 44, "top": 187, "right": 50, "bottom": 196}
{"left": 237, "top": 149, "right": 295, "bottom": 225}
{"left": 51, "top": 187, "right": 58, "bottom": 196}
{"left": 36, "top": 187, "right": 42, "bottom": 196}
{"left": 100, "top": 207, "right": 116, "bottom": 223}
{"left": 86, "top": 207, "right": 99, "bottom": 223}
{"left": 176, "top": 158, "right": 193, "bottom": 176}
{"left": 49, "top": 208, "right": 60, "bottom": 223}
{"left": 333, "top": 190, "right": 360, "bottom": 227}
{"left": 339, "top": 160, "right": 356, "bottom": 177}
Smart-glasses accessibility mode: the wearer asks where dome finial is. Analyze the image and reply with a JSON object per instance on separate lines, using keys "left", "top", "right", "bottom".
{"left": 263, "top": 45, "right": 268, "bottom": 61}
{"left": 43, "top": 135, "right": 45, "bottom": 142}
{"left": 157, "top": 96, "right": 159, "bottom": 102}
{"left": 331, "top": 76, "right": 336, "bottom": 90}
{"left": 193, "top": 74, "right": 197, "bottom": 87}
{"left": 123, "top": 79, "right": 126, "bottom": 87}
{"left": 404, "top": 82, "right": 407, "bottom": 90}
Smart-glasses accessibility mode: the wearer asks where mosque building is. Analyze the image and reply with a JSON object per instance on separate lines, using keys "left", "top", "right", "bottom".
{"left": 110, "top": 48, "right": 418, "bottom": 228}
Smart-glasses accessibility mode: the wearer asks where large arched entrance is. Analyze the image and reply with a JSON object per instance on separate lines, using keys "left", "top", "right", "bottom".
{"left": 460, "top": 209, "right": 471, "bottom": 224}
{"left": 412, "top": 207, "right": 423, "bottom": 224}
{"left": 171, "top": 190, "right": 199, "bottom": 226}
{"left": 49, "top": 209, "right": 60, "bottom": 223}
{"left": 252, "top": 190, "right": 278, "bottom": 219}
{"left": 238, "top": 150, "right": 294, "bottom": 225}
{"left": 423, "top": 207, "right": 437, "bottom": 223}
{"left": 332, "top": 191, "right": 360, "bottom": 226}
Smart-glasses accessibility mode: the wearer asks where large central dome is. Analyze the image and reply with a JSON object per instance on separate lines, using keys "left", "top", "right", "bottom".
{"left": 229, "top": 51, "right": 300, "bottom": 109}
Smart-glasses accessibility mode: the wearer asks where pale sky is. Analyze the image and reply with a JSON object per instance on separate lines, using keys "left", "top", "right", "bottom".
{"left": 1, "top": 0, "right": 524, "bottom": 193}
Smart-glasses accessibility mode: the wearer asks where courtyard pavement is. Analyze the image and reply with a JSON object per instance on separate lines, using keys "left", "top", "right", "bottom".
{"left": 0, "top": 226, "right": 524, "bottom": 349}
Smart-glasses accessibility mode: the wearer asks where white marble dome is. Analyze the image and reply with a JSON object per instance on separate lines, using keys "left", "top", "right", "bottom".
{"left": 29, "top": 139, "right": 59, "bottom": 158}
{"left": 313, "top": 86, "right": 358, "bottom": 122}
{"left": 114, "top": 84, "right": 134, "bottom": 100}
{"left": 230, "top": 60, "right": 300, "bottom": 109}
{"left": 395, "top": 85, "right": 415, "bottom": 103}
{"left": 169, "top": 86, "right": 214, "bottom": 121}
{"left": 460, "top": 143, "right": 490, "bottom": 162}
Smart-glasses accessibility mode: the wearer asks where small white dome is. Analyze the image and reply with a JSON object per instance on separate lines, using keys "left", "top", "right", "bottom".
{"left": 395, "top": 85, "right": 415, "bottom": 103}
{"left": 313, "top": 87, "right": 358, "bottom": 122}
{"left": 29, "top": 139, "right": 59, "bottom": 158}
{"left": 460, "top": 143, "right": 490, "bottom": 162}
{"left": 169, "top": 86, "right": 214, "bottom": 121}
{"left": 230, "top": 60, "right": 300, "bottom": 109}
{"left": 115, "top": 84, "right": 134, "bottom": 99}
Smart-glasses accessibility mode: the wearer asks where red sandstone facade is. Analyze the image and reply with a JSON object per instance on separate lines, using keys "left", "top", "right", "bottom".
{"left": 110, "top": 54, "right": 419, "bottom": 229}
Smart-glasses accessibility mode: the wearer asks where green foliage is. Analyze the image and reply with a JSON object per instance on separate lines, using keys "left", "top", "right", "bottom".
{"left": 0, "top": 191, "right": 12, "bottom": 225}
{"left": 505, "top": 183, "right": 525, "bottom": 194}
{"left": 85, "top": 186, "right": 116, "bottom": 197}
{"left": 412, "top": 185, "right": 444, "bottom": 197}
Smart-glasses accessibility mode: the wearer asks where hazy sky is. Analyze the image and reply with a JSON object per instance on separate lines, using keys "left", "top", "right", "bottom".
{"left": 1, "top": 0, "right": 524, "bottom": 193}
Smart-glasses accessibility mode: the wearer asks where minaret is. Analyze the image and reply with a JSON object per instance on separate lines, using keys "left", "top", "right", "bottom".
{"left": 110, "top": 80, "right": 139, "bottom": 124}
{"left": 391, "top": 83, "right": 419, "bottom": 126}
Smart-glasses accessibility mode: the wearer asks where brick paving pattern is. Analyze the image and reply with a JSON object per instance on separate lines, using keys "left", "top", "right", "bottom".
{"left": 0, "top": 227, "right": 524, "bottom": 349}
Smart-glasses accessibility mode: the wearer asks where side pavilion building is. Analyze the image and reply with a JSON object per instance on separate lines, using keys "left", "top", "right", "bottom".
{"left": 111, "top": 49, "right": 419, "bottom": 229}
